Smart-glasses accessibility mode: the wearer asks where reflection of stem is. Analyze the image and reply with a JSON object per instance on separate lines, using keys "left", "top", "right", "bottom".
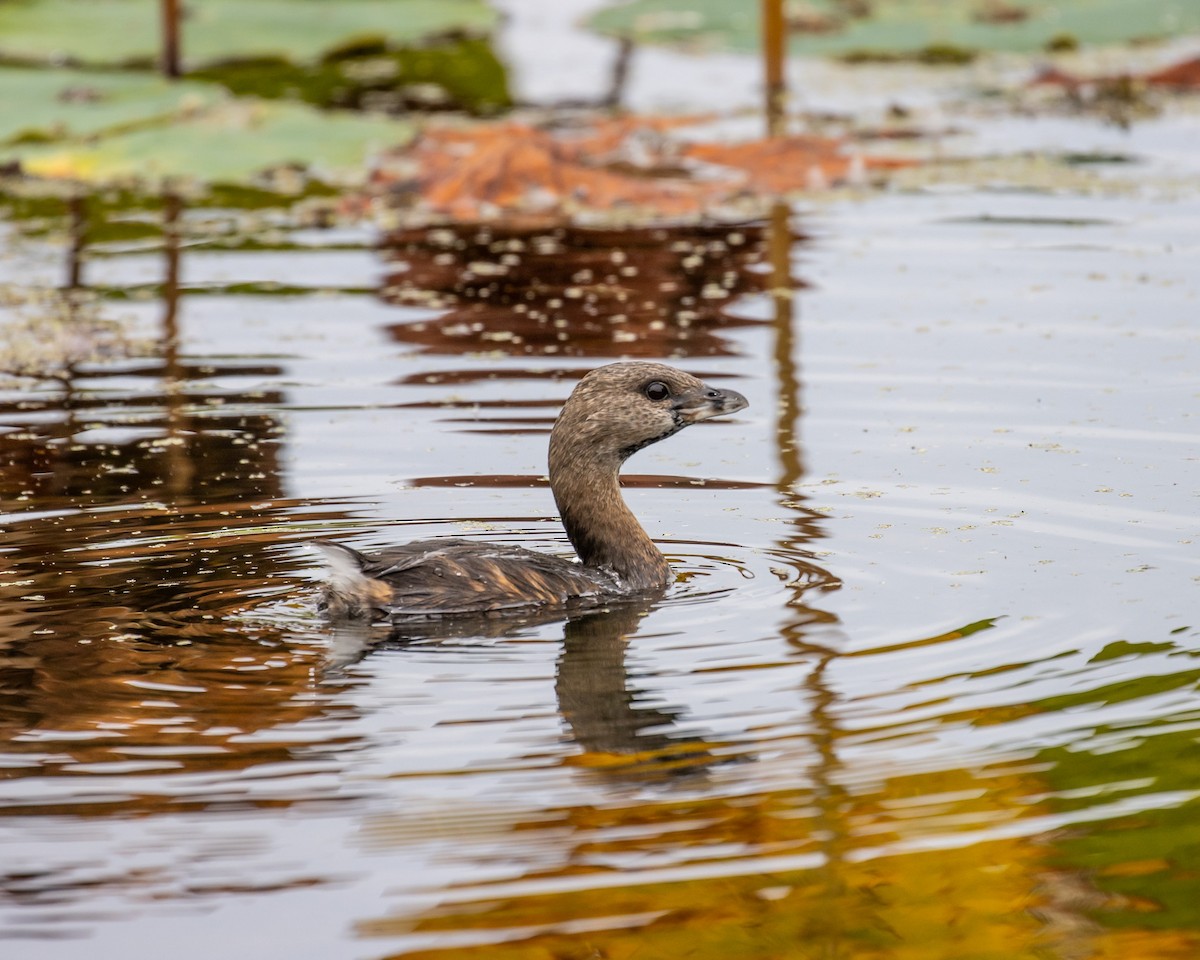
{"left": 60, "top": 194, "right": 87, "bottom": 450}
{"left": 807, "top": 650, "right": 851, "bottom": 955}
{"left": 66, "top": 194, "right": 87, "bottom": 291}
{"left": 163, "top": 193, "right": 181, "bottom": 340}
{"left": 161, "top": 192, "right": 194, "bottom": 495}
{"left": 770, "top": 199, "right": 854, "bottom": 949}
{"left": 762, "top": 0, "right": 787, "bottom": 138}
{"left": 769, "top": 200, "right": 836, "bottom": 578}
{"left": 602, "top": 36, "right": 634, "bottom": 110}
{"left": 58, "top": 195, "right": 87, "bottom": 466}
{"left": 770, "top": 201, "right": 802, "bottom": 486}
{"left": 50, "top": 374, "right": 82, "bottom": 495}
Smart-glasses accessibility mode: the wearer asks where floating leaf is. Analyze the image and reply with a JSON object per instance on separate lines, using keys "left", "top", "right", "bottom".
{"left": 5, "top": 97, "right": 413, "bottom": 187}
{"left": 588, "top": 0, "right": 1200, "bottom": 58}
{"left": 0, "top": 0, "right": 499, "bottom": 68}
{"left": 0, "top": 67, "right": 222, "bottom": 146}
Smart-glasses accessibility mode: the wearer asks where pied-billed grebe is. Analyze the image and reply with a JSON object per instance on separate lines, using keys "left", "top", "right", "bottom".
{"left": 315, "top": 361, "right": 748, "bottom": 619}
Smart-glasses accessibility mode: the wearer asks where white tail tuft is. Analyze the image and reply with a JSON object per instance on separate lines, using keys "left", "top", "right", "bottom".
{"left": 310, "top": 541, "right": 370, "bottom": 594}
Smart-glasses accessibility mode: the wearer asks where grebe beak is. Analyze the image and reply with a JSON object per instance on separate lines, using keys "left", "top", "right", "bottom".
{"left": 672, "top": 384, "right": 749, "bottom": 424}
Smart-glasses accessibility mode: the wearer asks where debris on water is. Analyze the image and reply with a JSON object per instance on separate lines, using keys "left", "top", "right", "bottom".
{"left": 0, "top": 285, "right": 149, "bottom": 385}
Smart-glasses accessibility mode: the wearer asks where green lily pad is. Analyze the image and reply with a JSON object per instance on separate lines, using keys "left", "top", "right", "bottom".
{"left": 2, "top": 96, "right": 413, "bottom": 187}
{"left": 588, "top": 0, "right": 1200, "bottom": 58}
{"left": 0, "top": 0, "right": 499, "bottom": 68}
{"left": 0, "top": 68, "right": 222, "bottom": 146}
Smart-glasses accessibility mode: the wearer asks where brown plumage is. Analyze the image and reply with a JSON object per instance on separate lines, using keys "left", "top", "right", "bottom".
{"left": 314, "top": 361, "right": 748, "bottom": 620}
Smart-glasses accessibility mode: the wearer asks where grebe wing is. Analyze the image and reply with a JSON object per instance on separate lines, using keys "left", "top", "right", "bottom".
{"left": 314, "top": 538, "right": 616, "bottom": 619}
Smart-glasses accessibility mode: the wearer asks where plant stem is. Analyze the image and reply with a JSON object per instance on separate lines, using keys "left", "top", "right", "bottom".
{"left": 762, "top": 0, "right": 787, "bottom": 137}
{"left": 162, "top": 0, "right": 181, "bottom": 78}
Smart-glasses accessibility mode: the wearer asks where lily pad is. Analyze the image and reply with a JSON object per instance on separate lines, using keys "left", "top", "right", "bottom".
{"left": 0, "top": 0, "right": 499, "bottom": 68}
{"left": 3, "top": 97, "right": 414, "bottom": 187}
{"left": 0, "top": 68, "right": 222, "bottom": 146}
{"left": 588, "top": 0, "right": 1200, "bottom": 58}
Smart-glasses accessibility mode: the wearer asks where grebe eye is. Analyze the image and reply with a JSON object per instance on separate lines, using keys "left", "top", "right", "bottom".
{"left": 644, "top": 381, "right": 670, "bottom": 402}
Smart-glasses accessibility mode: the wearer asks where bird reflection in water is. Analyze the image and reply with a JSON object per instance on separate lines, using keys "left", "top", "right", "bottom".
{"left": 320, "top": 595, "right": 741, "bottom": 781}
{"left": 555, "top": 600, "right": 729, "bottom": 780}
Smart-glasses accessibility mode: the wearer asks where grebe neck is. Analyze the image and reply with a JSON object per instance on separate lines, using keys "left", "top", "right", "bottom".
{"left": 548, "top": 443, "right": 670, "bottom": 591}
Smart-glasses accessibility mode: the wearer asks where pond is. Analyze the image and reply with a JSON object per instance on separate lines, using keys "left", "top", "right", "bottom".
{"left": 3, "top": 0, "right": 1200, "bottom": 954}
{"left": 2, "top": 183, "right": 1198, "bottom": 958}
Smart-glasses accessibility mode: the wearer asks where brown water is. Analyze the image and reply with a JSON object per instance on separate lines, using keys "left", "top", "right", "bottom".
{"left": 1, "top": 188, "right": 1198, "bottom": 959}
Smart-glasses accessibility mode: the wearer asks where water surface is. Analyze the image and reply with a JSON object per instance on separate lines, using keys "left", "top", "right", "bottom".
{"left": 1, "top": 189, "right": 1198, "bottom": 958}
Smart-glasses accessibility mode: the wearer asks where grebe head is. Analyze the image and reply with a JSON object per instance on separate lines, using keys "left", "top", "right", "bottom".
{"left": 551, "top": 361, "right": 748, "bottom": 467}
